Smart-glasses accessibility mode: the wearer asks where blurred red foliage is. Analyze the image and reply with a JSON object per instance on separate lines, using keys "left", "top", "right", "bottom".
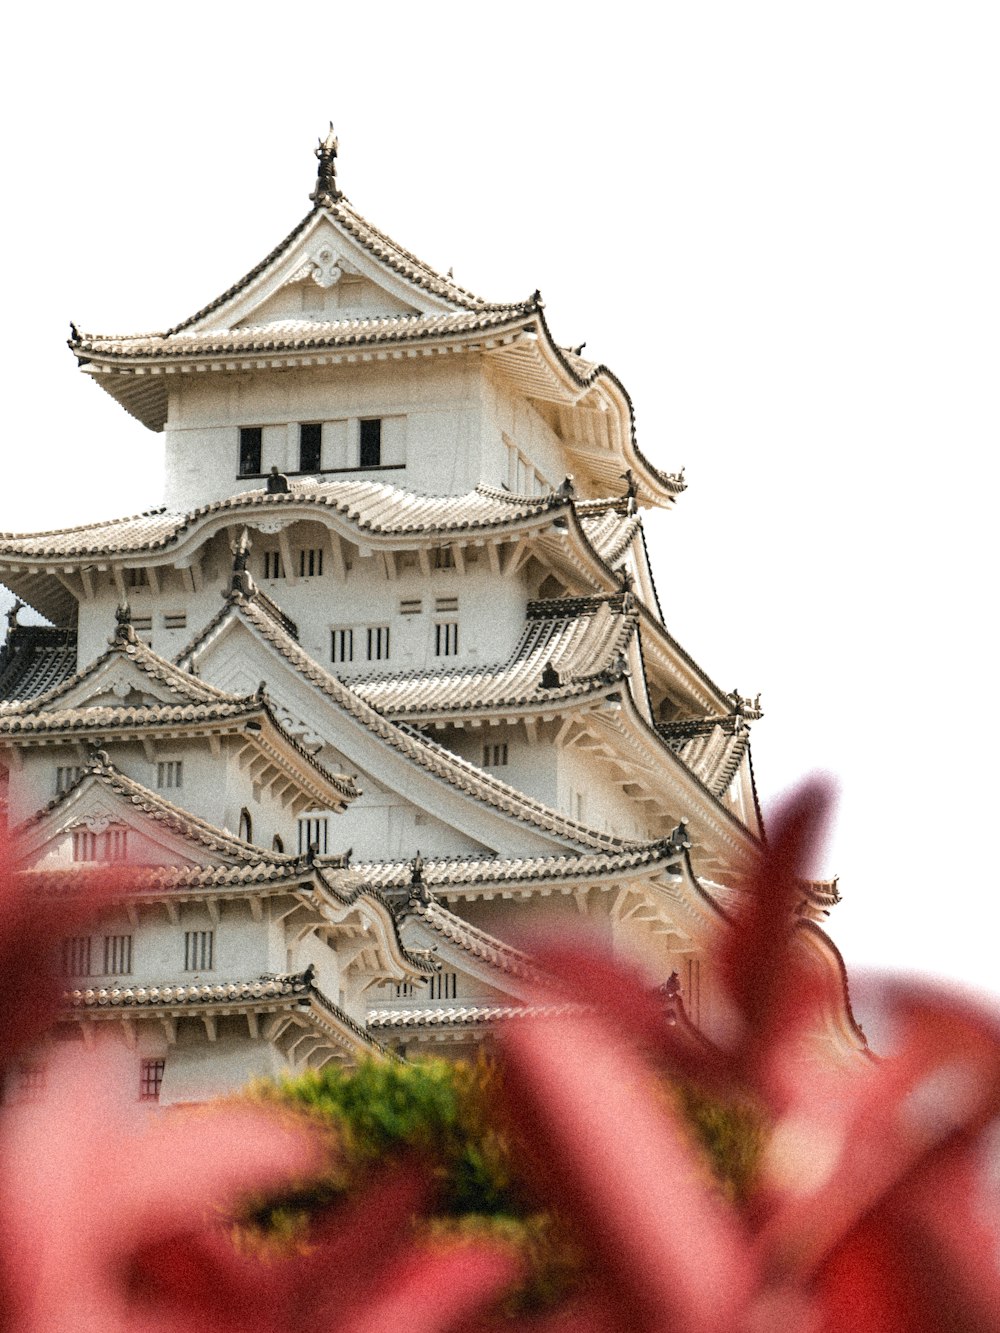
{"left": 1, "top": 784, "right": 998, "bottom": 1332}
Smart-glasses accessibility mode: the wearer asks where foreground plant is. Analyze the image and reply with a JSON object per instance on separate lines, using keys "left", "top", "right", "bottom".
{"left": 1, "top": 785, "right": 998, "bottom": 1331}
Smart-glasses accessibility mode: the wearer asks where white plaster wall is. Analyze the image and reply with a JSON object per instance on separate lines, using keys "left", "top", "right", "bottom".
{"left": 481, "top": 368, "right": 566, "bottom": 494}
{"left": 163, "top": 359, "right": 486, "bottom": 509}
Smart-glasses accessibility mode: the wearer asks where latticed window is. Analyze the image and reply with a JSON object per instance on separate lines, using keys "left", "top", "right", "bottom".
{"left": 163, "top": 612, "right": 187, "bottom": 631}
{"left": 105, "top": 829, "right": 128, "bottom": 862}
{"left": 367, "top": 626, "right": 390, "bottom": 661}
{"left": 103, "top": 934, "right": 133, "bottom": 976}
{"left": 435, "top": 622, "right": 459, "bottom": 657}
{"left": 61, "top": 935, "right": 91, "bottom": 977}
{"left": 157, "top": 761, "right": 182, "bottom": 790}
{"left": 298, "top": 548, "right": 324, "bottom": 577}
{"left": 331, "top": 627, "right": 354, "bottom": 664}
{"left": 297, "top": 816, "right": 329, "bottom": 855}
{"left": 483, "top": 742, "right": 508, "bottom": 768}
{"left": 139, "top": 1059, "right": 165, "bottom": 1102}
{"left": 56, "top": 765, "right": 84, "bottom": 794}
{"left": 434, "top": 547, "right": 454, "bottom": 570}
{"left": 429, "top": 971, "right": 458, "bottom": 1000}
{"left": 263, "top": 550, "right": 285, "bottom": 580}
{"left": 184, "top": 930, "right": 214, "bottom": 972}
{"left": 72, "top": 830, "right": 99, "bottom": 862}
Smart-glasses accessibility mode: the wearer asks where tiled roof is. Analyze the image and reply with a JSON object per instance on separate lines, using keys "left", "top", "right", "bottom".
{"left": 72, "top": 307, "right": 538, "bottom": 361}
{"left": 656, "top": 717, "right": 751, "bottom": 798}
{"left": 181, "top": 589, "right": 636, "bottom": 854}
{"left": 22, "top": 755, "right": 288, "bottom": 865}
{"left": 4, "top": 620, "right": 234, "bottom": 710}
{"left": 397, "top": 895, "right": 552, "bottom": 986}
{"left": 0, "top": 625, "right": 77, "bottom": 703}
{"left": 356, "top": 841, "right": 687, "bottom": 894}
{"left": 160, "top": 199, "right": 524, "bottom": 340}
{"left": 0, "top": 699, "right": 257, "bottom": 735}
{"left": 66, "top": 970, "right": 313, "bottom": 1012}
{"left": 352, "top": 593, "right": 636, "bottom": 719}
{"left": 367, "top": 1002, "right": 581, "bottom": 1031}
{"left": 0, "top": 482, "right": 556, "bottom": 562}
{"left": 578, "top": 509, "right": 644, "bottom": 569}
{"left": 65, "top": 967, "right": 391, "bottom": 1057}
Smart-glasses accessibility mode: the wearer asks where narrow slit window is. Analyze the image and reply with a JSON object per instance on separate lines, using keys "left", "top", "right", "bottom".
{"left": 359, "top": 418, "right": 381, "bottom": 468}
{"left": 435, "top": 622, "right": 459, "bottom": 657}
{"left": 263, "top": 550, "right": 285, "bottom": 580}
{"left": 184, "top": 930, "right": 214, "bottom": 972}
{"left": 367, "top": 625, "right": 390, "bottom": 661}
{"left": 56, "top": 766, "right": 84, "bottom": 795}
{"left": 239, "top": 426, "right": 263, "bottom": 476}
{"left": 163, "top": 613, "right": 187, "bottom": 631}
{"left": 105, "top": 828, "right": 128, "bottom": 862}
{"left": 299, "top": 422, "right": 322, "bottom": 473}
{"left": 331, "top": 627, "right": 354, "bottom": 664}
{"left": 239, "top": 808, "right": 253, "bottom": 843}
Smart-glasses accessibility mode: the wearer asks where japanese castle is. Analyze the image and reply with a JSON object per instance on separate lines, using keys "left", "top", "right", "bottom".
{"left": 0, "top": 130, "right": 861, "bottom": 1103}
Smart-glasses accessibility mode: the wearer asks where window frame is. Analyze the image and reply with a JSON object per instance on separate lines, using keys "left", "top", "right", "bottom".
{"left": 359, "top": 418, "right": 382, "bottom": 468}
{"left": 299, "top": 421, "right": 322, "bottom": 473}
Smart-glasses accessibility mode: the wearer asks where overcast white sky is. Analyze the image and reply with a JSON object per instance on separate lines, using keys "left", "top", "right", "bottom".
{"left": 2, "top": 2, "right": 997, "bottom": 1003}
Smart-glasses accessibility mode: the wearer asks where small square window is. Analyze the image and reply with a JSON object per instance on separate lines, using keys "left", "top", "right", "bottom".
{"left": 359, "top": 418, "right": 382, "bottom": 468}
{"left": 299, "top": 422, "right": 322, "bottom": 473}
{"left": 239, "top": 427, "right": 262, "bottom": 476}
{"left": 157, "top": 761, "right": 183, "bottom": 790}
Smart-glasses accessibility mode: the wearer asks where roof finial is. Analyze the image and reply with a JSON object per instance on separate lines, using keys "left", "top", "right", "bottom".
{"left": 113, "top": 600, "right": 137, "bottom": 645}
{"left": 229, "top": 528, "right": 256, "bottom": 599}
{"left": 5, "top": 599, "right": 23, "bottom": 634}
{"left": 310, "top": 122, "right": 342, "bottom": 207}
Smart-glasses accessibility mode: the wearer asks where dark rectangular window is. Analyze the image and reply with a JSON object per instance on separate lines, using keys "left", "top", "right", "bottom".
{"left": 299, "top": 422, "right": 322, "bottom": 473}
{"left": 239, "top": 427, "right": 262, "bottom": 476}
{"left": 359, "top": 418, "right": 382, "bottom": 468}
{"left": 483, "top": 742, "right": 508, "bottom": 768}
{"left": 139, "top": 1059, "right": 165, "bottom": 1102}
{"left": 263, "top": 550, "right": 284, "bottom": 580}
{"left": 184, "top": 930, "right": 214, "bottom": 972}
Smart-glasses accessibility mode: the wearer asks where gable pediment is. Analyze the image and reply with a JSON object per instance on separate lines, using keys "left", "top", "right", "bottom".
{"left": 38, "top": 644, "right": 234, "bottom": 716}
{"left": 20, "top": 775, "right": 210, "bottom": 870}
{"left": 189, "top": 213, "right": 449, "bottom": 335}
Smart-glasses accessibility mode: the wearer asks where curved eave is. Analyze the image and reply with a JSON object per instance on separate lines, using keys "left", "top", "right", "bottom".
{"left": 484, "top": 309, "right": 686, "bottom": 509}
{"left": 72, "top": 314, "right": 538, "bottom": 434}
